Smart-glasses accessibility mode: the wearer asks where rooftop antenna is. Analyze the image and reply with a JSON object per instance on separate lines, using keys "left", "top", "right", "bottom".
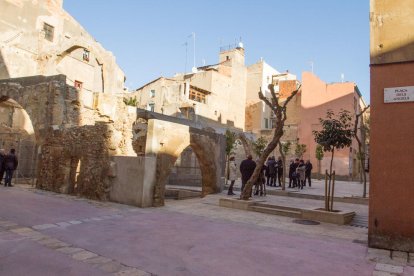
{"left": 309, "top": 61, "right": 314, "bottom": 74}
{"left": 202, "top": 58, "right": 206, "bottom": 66}
{"left": 238, "top": 36, "right": 244, "bottom": 48}
{"left": 182, "top": 41, "right": 188, "bottom": 73}
{"left": 341, "top": 73, "right": 345, "bottom": 83}
{"left": 191, "top": 32, "right": 196, "bottom": 69}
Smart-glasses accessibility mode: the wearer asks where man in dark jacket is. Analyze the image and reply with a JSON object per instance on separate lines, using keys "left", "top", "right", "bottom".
{"left": 305, "top": 160, "right": 313, "bottom": 187}
{"left": 276, "top": 157, "right": 284, "bottom": 187}
{"left": 4, "top": 149, "right": 18, "bottom": 187}
{"left": 240, "top": 155, "right": 256, "bottom": 192}
{"left": 289, "top": 159, "right": 300, "bottom": 188}
{"left": 266, "top": 157, "right": 276, "bottom": 187}
{"left": 0, "top": 149, "right": 6, "bottom": 185}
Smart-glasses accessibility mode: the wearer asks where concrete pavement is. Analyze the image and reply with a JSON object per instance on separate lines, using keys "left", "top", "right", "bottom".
{"left": 0, "top": 184, "right": 411, "bottom": 275}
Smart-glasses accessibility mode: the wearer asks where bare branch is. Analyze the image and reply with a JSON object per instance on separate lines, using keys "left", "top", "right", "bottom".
{"left": 356, "top": 105, "right": 370, "bottom": 119}
{"left": 267, "top": 84, "right": 280, "bottom": 109}
{"left": 258, "top": 89, "right": 276, "bottom": 113}
{"left": 282, "top": 84, "right": 301, "bottom": 109}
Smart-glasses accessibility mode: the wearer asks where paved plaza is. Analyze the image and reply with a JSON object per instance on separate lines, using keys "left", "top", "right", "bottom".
{"left": 1, "top": 184, "right": 413, "bottom": 276}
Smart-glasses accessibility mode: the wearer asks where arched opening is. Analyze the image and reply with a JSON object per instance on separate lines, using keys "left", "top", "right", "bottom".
{"left": 153, "top": 136, "right": 221, "bottom": 206}
{"left": 56, "top": 47, "right": 105, "bottom": 94}
{"left": 165, "top": 146, "right": 202, "bottom": 200}
{"left": 0, "top": 98, "right": 37, "bottom": 185}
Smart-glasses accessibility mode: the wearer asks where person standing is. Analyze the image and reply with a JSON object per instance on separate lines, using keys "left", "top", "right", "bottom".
{"left": 290, "top": 159, "right": 300, "bottom": 188}
{"left": 4, "top": 149, "right": 18, "bottom": 187}
{"left": 0, "top": 149, "right": 6, "bottom": 185}
{"left": 240, "top": 155, "right": 256, "bottom": 193}
{"left": 296, "top": 160, "right": 306, "bottom": 190}
{"left": 266, "top": 157, "right": 276, "bottom": 187}
{"left": 227, "top": 156, "right": 237, "bottom": 195}
{"left": 276, "top": 156, "right": 284, "bottom": 187}
{"left": 288, "top": 160, "right": 295, "bottom": 188}
{"left": 305, "top": 160, "right": 313, "bottom": 187}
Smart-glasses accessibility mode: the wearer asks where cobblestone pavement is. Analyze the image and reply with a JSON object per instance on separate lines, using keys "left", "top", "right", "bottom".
{"left": 0, "top": 184, "right": 412, "bottom": 276}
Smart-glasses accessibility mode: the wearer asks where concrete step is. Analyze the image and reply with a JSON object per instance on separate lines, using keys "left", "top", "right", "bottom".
{"left": 249, "top": 206, "right": 302, "bottom": 218}
{"left": 350, "top": 215, "right": 368, "bottom": 228}
{"left": 165, "top": 189, "right": 201, "bottom": 200}
{"left": 254, "top": 202, "right": 301, "bottom": 212}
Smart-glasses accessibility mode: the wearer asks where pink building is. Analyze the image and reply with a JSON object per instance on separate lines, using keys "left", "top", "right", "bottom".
{"left": 296, "top": 72, "right": 367, "bottom": 178}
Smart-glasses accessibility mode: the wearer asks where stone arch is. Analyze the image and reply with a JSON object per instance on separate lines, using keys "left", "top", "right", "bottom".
{"left": 55, "top": 39, "right": 105, "bottom": 65}
{"left": 55, "top": 43, "right": 106, "bottom": 93}
{"left": 151, "top": 125, "right": 225, "bottom": 207}
{"left": 0, "top": 83, "right": 52, "bottom": 144}
{"left": 237, "top": 132, "right": 253, "bottom": 157}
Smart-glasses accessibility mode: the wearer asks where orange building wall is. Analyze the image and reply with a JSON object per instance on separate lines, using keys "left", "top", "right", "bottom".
{"left": 299, "top": 72, "right": 358, "bottom": 177}
{"left": 369, "top": 62, "right": 414, "bottom": 252}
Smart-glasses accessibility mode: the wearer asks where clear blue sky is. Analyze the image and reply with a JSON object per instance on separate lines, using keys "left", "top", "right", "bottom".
{"left": 64, "top": 0, "right": 370, "bottom": 102}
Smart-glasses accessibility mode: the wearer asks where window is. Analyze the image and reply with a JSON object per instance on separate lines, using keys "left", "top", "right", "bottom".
{"left": 264, "top": 118, "right": 269, "bottom": 129}
{"left": 150, "top": 90, "right": 156, "bottom": 98}
{"left": 74, "top": 80, "right": 83, "bottom": 90}
{"left": 83, "top": 49, "right": 90, "bottom": 62}
{"left": 189, "top": 89, "right": 206, "bottom": 103}
{"left": 148, "top": 103, "right": 155, "bottom": 112}
{"left": 43, "top": 23, "right": 54, "bottom": 42}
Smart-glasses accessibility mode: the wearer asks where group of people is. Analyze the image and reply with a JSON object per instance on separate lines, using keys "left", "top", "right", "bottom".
{"left": 227, "top": 155, "right": 313, "bottom": 196}
{"left": 288, "top": 159, "right": 313, "bottom": 189}
{"left": 0, "top": 149, "right": 19, "bottom": 187}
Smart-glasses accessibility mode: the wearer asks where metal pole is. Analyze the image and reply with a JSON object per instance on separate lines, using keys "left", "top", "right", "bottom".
{"left": 15, "top": 137, "right": 21, "bottom": 185}
{"left": 192, "top": 32, "right": 196, "bottom": 68}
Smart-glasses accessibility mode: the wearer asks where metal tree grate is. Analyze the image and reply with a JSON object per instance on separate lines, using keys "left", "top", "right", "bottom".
{"left": 292, "top": 219, "right": 320, "bottom": 225}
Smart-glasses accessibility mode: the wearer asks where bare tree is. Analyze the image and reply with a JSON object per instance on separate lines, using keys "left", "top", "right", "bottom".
{"left": 354, "top": 105, "right": 370, "bottom": 198}
{"left": 241, "top": 84, "right": 300, "bottom": 200}
{"left": 279, "top": 141, "right": 292, "bottom": 190}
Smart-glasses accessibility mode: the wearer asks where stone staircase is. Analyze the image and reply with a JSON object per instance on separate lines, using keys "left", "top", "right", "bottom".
{"left": 350, "top": 214, "right": 368, "bottom": 228}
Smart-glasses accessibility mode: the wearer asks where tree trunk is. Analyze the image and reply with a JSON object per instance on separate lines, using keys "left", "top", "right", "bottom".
{"left": 225, "top": 154, "right": 229, "bottom": 185}
{"left": 278, "top": 142, "right": 286, "bottom": 191}
{"left": 241, "top": 127, "right": 284, "bottom": 200}
{"left": 327, "top": 149, "right": 335, "bottom": 211}
{"left": 317, "top": 159, "right": 321, "bottom": 180}
{"left": 353, "top": 105, "right": 370, "bottom": 198}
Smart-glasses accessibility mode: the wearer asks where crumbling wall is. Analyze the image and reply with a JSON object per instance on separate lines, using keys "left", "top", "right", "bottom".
{"left": 37, "top": 122, "right": 115, "bottom": 200}
{"left": 0, "top": 75, "right": 137, "bottom": 199}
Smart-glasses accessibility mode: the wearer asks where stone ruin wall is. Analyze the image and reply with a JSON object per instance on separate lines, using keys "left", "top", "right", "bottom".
{"left": 0, "top": 75, "right": 137, "bottom": 200}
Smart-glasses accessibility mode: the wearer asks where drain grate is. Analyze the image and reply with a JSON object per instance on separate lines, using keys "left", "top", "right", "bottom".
{"left": 292, "top": 219, "right": 320, "bottom": 225}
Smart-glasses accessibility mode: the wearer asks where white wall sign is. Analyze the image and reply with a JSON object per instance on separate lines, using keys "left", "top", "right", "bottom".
{"left": 384, "top": 86, "right": 414, "bottom": 103}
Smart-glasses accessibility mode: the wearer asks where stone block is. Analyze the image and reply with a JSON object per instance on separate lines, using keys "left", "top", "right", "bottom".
{"left": 56, "top": 247, "right": 84, "bottom": 255}
{"left": 372, "top": 271, "right": 395, "bottom": 276}
{"left": 38, "top": 238, "right": 61, "bottom": 246}
{"left": 408, "top": 253, "right": 414, "bottom": 267}
{"left": 32, "top": 224, "right": 57, "bottom": 230}
{"left": 391, "top": 251, "right": 408, "bottom": 266}
{"left": 10, "top": 227, "right": 34, "bottom": 235}
{"left": 219, "top": 198, "right": 252, "bottom": 210}
{"left": 72, "top": 250, "right": 98, "bottom": 261}
{"left": 115, "top": 268, "right": 151, "bottom": 276}
{"left": 56, "top": 222, "right": 71, "bottom": 227}
{"left": 301, "top": 208, "right": 355, "bottom": 225}
{"left": 367, "top": 248, "right": 392, "bottom": 263}
{"left": 84, "top": 256, "right": 112, "bottom": 265}
{"left": 375, "top": 263, "right": 404, "bottom": 275}
{"left": 45, "top": 241, "right": 69, "bottom": 249}
{"left": 99, "top": 261, "right": 128, "bottom": 273}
